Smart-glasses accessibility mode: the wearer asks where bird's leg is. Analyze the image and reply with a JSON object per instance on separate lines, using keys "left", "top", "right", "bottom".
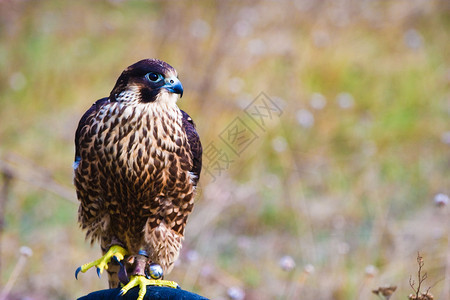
{"left": 119, "top": 250, "right": 179, "bottom": 300}
{"left": 75, "top": 245, "right": 128, "bottom": 279}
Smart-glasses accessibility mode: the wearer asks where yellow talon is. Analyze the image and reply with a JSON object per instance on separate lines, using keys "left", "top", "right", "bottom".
{"left": 75, "top": 245, "right": 128, "bottom": 278}
{"left": 120, "top": 275, "right": 179, "bottom": 300}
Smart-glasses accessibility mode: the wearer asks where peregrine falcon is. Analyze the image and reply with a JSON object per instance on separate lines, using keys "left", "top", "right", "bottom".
{"left": 74, "top": 59, "right": 202, "bottom": 299}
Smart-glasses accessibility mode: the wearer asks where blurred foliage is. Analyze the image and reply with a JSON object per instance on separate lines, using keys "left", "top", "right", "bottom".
{"left": 0, "top": 0, "right": 449, "bottom": 299}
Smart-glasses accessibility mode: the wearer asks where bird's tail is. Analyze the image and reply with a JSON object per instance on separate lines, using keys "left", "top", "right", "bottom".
{"left": 106, "top": 261, "right": 121, "bottom": 288}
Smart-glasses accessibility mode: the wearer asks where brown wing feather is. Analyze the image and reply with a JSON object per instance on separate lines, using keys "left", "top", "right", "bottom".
{"left": 74, "top": 97, "right": 109, "bottom": 163}
{"left": 180, "top": 109, "right": 202, "bottom": 184}
{"left": 74, "top": 97, "right": 111, "bottom": 243}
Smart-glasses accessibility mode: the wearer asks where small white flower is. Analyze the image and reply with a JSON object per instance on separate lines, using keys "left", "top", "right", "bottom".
{"left": 304, "top": 264, "right": 315, "bottom": 274}
{"left": 234, "top": 20, "right": 253, "bottom": 37}
{"left": 441, "top": 131, "right": 450, "bottom": 145}
{"left": 337, "top": 92, "right": 354, "bottom": 109}
{"left": 190, "top": 19, "right": 210, "bottom": 39}
{"left": 404, "top": 29, "right": 423, "bottom": 50}
{"left": 185, "top": 250, "right": 199, "bottom": 262}
{"left": 272, "top": 136, "right": 288, "bottom": 153}
{"left": 247, "top": 39, "right": 265, "bottom": 56}
{"left": 9, "top": 72, "right": 27, "bottom": 91}
{"left": 20, "top": 246, "right": 33, "bottom": 257}
{"left": 200, "top": 265, "right": 213, "bottom": 277}
{"left": 228, "top": 77, "right": 244, "bottom": 94}
{"left": 434, "top": 193, "right": 449, "bottom": 207}
{"left": 310, "top": 93, "right": 327, "bottom": 110}
{"left": 337, "top": 242, "right": 350, "bottom": 255}
{"left": 227, "top": 287, "right": 245, "bottom": 300}
{"left": 279, "top": 255, "right": 296, "bottom": 271}
{"left": 365, "top": 265, "right": 377, "bottom": 277}
{"left": 296, "top": 109, "right": 314, "bottom": 128}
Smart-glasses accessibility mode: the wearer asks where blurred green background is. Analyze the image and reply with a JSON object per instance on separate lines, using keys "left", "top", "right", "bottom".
{"left": 0, "top": 0, "right": 449, "bottom": 299}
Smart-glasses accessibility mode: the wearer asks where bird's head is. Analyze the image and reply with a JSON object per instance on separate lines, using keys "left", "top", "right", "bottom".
{"left": 110, "top": 59, "right": 183, "bottom": 105}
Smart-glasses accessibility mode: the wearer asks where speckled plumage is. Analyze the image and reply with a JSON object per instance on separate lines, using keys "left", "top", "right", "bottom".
{"left": 74, "top": 59, "right": 202, "bottom": 288}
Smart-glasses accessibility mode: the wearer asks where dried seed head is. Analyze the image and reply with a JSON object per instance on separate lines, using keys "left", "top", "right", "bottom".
{"left": 420, "top": 292, "right": 434, "bottom": 300}
{"left": 304, "top": 264, "right": 315, "bottom": 274}
{"left": 373, "top": 286, "right": 397, "bottom": 298}
{"left": 365, "top": 265, "right": 377, "bottom": 277}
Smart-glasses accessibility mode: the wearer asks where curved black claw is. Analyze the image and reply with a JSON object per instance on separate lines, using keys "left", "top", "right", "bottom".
{"left": 97, "top": 267, "right": 101, "bottom": 278}
{"left": 75, "top": 266, "right": 82, "bottom": 280}
{"left": 112, "top": 255, "right": 123, "bottom": 266}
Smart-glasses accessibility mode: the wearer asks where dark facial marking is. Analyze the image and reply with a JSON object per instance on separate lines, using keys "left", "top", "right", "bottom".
{"left": 140, "top": 87, "right": 160, "bottom": 103}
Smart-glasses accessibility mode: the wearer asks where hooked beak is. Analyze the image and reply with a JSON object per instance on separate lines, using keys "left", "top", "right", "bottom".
{"left": 163, "top": 77, "right": 183, "bottom": 98}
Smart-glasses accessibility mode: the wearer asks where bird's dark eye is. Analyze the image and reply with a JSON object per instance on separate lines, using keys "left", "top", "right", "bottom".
{"left": 146, "top": 72, "right": 162, "bottom": 82}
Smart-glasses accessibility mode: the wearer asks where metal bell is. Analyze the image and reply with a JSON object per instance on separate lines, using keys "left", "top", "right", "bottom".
{"left": 148, "top": 263, "right": 163, "bottom": 280}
